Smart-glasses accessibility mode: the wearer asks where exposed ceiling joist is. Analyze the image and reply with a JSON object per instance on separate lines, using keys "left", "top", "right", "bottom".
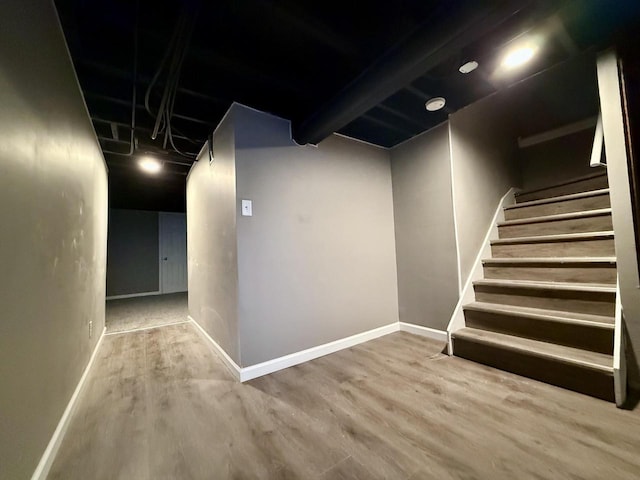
{"left": 293, "top": 1, "right": 535, "bottom": 145}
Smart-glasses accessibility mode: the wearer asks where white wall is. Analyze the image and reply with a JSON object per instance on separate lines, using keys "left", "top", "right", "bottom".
{"left": 187, "top": 110, "right": 240, "bottom": 363}
{"left": 0, "top": 1, "right": 108, "bottom": 477}
{"left": 233, "top": 105, "right": 399, "bottom": 366}
{"left": 390, "top": 124, "right": 459, "bottom": 330}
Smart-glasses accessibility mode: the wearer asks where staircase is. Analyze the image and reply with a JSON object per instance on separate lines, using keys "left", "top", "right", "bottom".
{"left": 452, "top": 172, "right": 618, "bottom": 402}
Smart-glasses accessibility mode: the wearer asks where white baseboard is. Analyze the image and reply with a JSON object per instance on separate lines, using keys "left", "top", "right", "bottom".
{"left": 240, "top": 322, "right": 399, "bottom": 382}
{"left": 31, "top": 327, "right": 106, "bottom": 480}
{"left": 399, "top": 322, "right": 448, "bottom": 343}
{"left": 188, "top": 316, "right": 242, "bottom": 381}
{"left": 106, "top": 290, "right": 161, "bottom": 301}
{"left": 189, "top": 316, "right": 399, "bottom": 382}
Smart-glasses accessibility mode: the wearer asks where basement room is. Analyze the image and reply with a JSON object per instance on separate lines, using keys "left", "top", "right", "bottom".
{"left": 2, "top": 1, "right": 640, "bottom": 479}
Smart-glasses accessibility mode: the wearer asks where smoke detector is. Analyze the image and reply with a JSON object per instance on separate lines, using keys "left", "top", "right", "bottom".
{"left": 425, "top": 97, "right": 446, "bottom": 112}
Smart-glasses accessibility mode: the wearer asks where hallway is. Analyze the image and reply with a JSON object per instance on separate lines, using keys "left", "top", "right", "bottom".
{"left": 48, "top": 321, "right": 640, "bottom": 479}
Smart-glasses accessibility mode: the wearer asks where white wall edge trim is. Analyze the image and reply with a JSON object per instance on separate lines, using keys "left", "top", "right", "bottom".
{"left": 106, "top": 290, "right": 161, "bottom": 301}
{"left": 399, "top": 323, "right": 448, "bottom": 343}
{"left": 613, "top": 277, "right": 627, "bottom": 407}
{"left": 31, "top": 326, "right": 106, "bottom": 480}
{"left": 446, "top": 187, "right": 516, "bottom": 354}
{"left": 188, "top": 316, "right": 242, "bottom": 381}
{"left": 239, "top": 322, "right": 399, "bottom": 382}
{"left": 447, "top": 121, "right": 463, "bottom": 295}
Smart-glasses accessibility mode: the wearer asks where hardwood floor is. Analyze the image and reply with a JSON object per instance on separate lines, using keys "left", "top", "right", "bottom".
{"left": 49, "top": 322, "right": 640, "bottom": 479}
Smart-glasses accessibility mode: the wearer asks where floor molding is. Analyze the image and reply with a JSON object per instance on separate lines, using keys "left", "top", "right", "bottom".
{"left": 31, "top": 327, "right": 106, "bottom": 480}
{"left": 399, "top": 322, "right": 448, "bottom": 343}
{"left": 240, "top": 323, "right": 399, "bottom": 382}
{"left": 106, "top": 291, "right": 161, "bottom": 301}
{"left": 188, "top": 316, "right": 242, "bottom": 381}
{"left": 189, "top": 316, "right": 400, "bottom": 382}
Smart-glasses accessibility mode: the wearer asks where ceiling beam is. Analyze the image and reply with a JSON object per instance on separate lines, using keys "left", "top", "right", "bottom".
{"left": 91, "top": 117, "right": 203, "bottom": 143}
{"left": 85, "top": 92, "right": 216, "bottom": 127}
{"left": 293, "top": 1, "right": 535, "bottom": 145}
{"left": 374, "top": 103, "right": 432, "bottom": 130}
{"left": 79, "top": 60, "right": 228, "bottom": 105}
{"left": 360, "top": 114, "right": 417, "bottom": 137}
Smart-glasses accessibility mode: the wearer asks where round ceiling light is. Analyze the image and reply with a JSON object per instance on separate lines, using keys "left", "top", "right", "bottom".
{"left": 502, "top": 45, "right": 537, "bottom": 69}
{"left": 138, "top": 156, "right": 162, "bottom": 174}
{"left": 459, "top": 61, "right": 479, "bottom": 74}
{"left": 425, "top": 97, "right": 446, "bottom": 112}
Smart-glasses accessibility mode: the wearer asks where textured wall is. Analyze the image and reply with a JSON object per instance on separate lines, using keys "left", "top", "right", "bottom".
{"left": 391, "top": 124, "right": 459, "bottom": 330}
{"left": 106, "top": 209, "right": 159, "bottom": 297}
{"left": 449, "top": 94, "right": 520, "bottom": 287}
{"left": 186, "top": 110, "right": 240, "bottom": 363}
{"left": 0, "top": 1, "right": 108, "bottom": 477}
{"left": 233, "top": 105, "right": 399, "bottom": 366}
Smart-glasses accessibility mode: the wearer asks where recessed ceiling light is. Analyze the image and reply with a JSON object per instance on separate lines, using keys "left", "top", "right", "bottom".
{"left": 501, "top": 45, "right": 537, "bottom": 69}
{"left": 138, "top": 156, "right": 162, "bottom": 174}
{"left": 459, "top": 61, "right": 479, "bottom": 74}
{"left": 425, "top": 97, "right": 446, "bottom": 112}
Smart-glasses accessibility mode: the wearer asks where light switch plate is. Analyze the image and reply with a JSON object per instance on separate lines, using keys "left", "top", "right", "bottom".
{"left": 241, "top": 199, "right": 253, "bottom": 216}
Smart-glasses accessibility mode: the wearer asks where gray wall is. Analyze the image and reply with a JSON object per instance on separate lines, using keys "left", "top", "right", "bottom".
{"left": 0, "top": 1, "right": 108, "bottom": 478}
{"left": 450, "top": 93, "right": 520, "bottom": 286}
{"left": 519, "top": 129, "right": 597, "bottom": 191}
{"left": 390, "top": 124, "right": 459, "bottom": 330}
{"left": 187, "top": 110, "right": 240, "bottom": 363}
{"left": 106, "top": 209, "right": 159, "bottom": 297}
{"left": 233, "top": 105, "right": 399, "bottom": 366}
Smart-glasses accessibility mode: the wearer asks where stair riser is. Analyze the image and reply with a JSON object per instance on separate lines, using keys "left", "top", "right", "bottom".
{"left": 483, "top": 264, "right": 617, "bottom": 284}
{"left": 491, "top": 239, "right": 615, "bottom": 258}
{"left": 473, "top": 285, "right": 616, "bottom": 316}
{"left": 463, "top": 309, "right": 613, "bottom": 354}
{"left": 452, "top": 337, "right": 614, "bottom": 401}
{"left": 516, "top": 175, "right": 609, "bottom": 203}
{"left": 498, "top": 214, "right": 612, "bottom": 239}
{"left": 504, "top": 194, "right": 610, "bottom": 221}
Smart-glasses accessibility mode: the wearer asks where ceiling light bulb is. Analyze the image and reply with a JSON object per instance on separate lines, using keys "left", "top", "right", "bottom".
{"left": 459, "top": 61, "right": 479, "bottom": 74}
{"left": 138, "top": 157, "right": 162, "bottom": 174}
{"left": 425, "top": 97, "right": 446, "bottom": 112}
{"left": 502, "top": 46, "right": 537, "bottom": 69}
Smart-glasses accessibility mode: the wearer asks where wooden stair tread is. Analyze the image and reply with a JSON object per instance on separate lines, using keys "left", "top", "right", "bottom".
{"left": 514, "top": 172, "right": 608, "bottom": 199}
{"left": 452, "top": 328, "right": 613, "bottom": 373}
{"left": 498, "top": 208, "right": 611, "bottom": 227}
{"left": 491, "top": 231, "right": 614, "bottom": 245}
{"left": 505, "top": 188, "right": 609, "bottom": 210}
{"left": 464, "top": 302, "right": 615, "bottom": 327}
{"left": 482, "top": 257, "right": 616, "bottom": 265}
{"left": 473, "top": 278, "right": 616, "bottom": 293}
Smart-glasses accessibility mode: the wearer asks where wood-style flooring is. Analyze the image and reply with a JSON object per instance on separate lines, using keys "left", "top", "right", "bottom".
{"left": 105, "top": 292, "right": 188, "bottom": 333}
{"left": 48, "top": 322, "right": 640, "bottom": 479}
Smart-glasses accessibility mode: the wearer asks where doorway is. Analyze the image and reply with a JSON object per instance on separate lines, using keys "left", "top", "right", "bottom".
{"left": 159, "top": 212, "right": 188, "bottom": 294}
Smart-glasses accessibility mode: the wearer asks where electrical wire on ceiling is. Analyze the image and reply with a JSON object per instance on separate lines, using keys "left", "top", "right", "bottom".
{"left": 144, "top": 2, "right": 200, "bottom": 158}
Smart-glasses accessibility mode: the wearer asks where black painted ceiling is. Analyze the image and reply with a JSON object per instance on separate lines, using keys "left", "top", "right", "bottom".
{"left": 54, "top": 0, "right": 640, "bottom": 211}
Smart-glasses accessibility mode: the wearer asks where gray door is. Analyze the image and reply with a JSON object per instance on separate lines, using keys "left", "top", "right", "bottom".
{"left": 159, "top": 212, "right": 187, "bottom": 294}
